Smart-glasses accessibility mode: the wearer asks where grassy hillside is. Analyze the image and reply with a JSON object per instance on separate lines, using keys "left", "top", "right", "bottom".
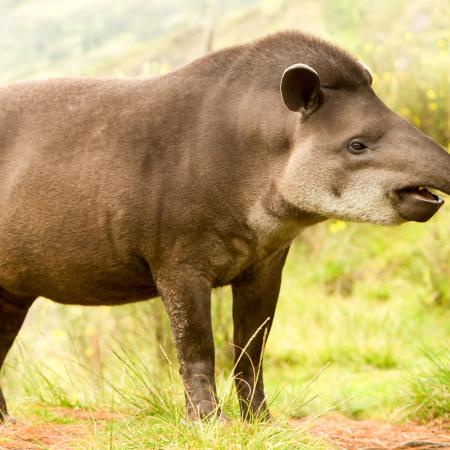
{"left": 0, "top": 0, "right": 259, "bottom": 82}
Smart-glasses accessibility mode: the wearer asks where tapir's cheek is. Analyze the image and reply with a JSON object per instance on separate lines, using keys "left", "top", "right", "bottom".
{"left": 279, "top": 161, "right": 404, "bottom": 224}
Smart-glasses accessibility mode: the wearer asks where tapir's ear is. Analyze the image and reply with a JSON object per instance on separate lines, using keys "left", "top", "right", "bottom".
{"left": 357, "top": 60, "right": 373, "bottom": 85}
{"left": 280, "top": 63, "right": 322, "bottom": 114}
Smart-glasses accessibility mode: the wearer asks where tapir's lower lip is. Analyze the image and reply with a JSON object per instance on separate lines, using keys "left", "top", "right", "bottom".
{"left": 394, "top": 186, "right": 445, "bottom": 222}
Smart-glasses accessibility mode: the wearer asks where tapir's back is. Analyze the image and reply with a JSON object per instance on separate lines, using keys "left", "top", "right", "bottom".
{"left": 0, "top": 78, "right": 168, "bottom": 304}
{"left": 0, "top": 77, "right": 161, "bottom": 159}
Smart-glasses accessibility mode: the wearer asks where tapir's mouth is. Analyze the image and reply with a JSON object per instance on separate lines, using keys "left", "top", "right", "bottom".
{"left": 397, "top": 186, "right": 444, "bottom": 204}
{"left": 394, "top": 185, "right": 445, "bottom": 222}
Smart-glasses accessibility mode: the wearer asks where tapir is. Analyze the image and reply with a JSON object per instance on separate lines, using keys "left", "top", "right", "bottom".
{"left": 0, "top": 31, "right": 449, "bottom": 422}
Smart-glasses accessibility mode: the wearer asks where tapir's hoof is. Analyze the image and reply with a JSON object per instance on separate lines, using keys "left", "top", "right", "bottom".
{"left": 182, "top": 409, "right": 231, "bottom": 425}
{"left": 241, "top": 410, "right": 273, "bottom": 422}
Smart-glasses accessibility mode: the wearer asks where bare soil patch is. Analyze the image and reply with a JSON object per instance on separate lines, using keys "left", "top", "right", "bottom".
{"left": 0, "top": 409, "right": 116, "bottom": 449}
{"left": 0, "top": 422, "right": 89, "bottom": 449}
{"left": 294, "top": 415, "right": 450, "bottom": 450}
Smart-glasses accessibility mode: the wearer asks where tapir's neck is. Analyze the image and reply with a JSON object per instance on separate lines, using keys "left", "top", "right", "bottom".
{"left": 248, "top": 184, "right": 326, "bottom": 256}
{"left": 264, "top": 185, "right": 327, "bottom": 226}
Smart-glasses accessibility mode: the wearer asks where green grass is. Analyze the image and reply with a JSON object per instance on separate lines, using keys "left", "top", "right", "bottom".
{"left": 404, "top": 349, "right": 450, "bottom": 422}
{"left": 95, "top": 359, "right": 330, "bottom": 449}
{"left": 102, "top": 415, "right": 328, "bottom": 449}
{"left": 6, "top": 347, "right": 332, "bottom": 449}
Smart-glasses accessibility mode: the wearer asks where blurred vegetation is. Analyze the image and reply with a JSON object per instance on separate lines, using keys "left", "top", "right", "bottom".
{"left": 0, "top": 0, "right": 449, "bottom": 446}
{"left": 1, "top": 0, "right": 448, "bottom": 145}
{"left": 0, "top": 0, "right": 259, "bottom": 81}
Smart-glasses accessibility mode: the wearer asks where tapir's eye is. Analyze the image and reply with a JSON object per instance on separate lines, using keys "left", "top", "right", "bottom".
{"left": 347, "top": 139, "right": 368, "bottom": 154}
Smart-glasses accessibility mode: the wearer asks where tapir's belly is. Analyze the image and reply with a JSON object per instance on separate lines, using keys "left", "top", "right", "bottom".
{"left": 43, "top": 283, "right": 159, "bottom": 306}
{"left": 0, "top": 239, "right": 159, "bottom": 305}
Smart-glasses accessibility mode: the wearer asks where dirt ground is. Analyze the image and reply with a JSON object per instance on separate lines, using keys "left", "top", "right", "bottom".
{"left": 0, "top": 410, "right": 449, "bottom": 449}
{"left": 294, "top": 415, "right": 450, "bottom": 450}
{"left": 0, "top": 409, "right": 115, "bottom": 450}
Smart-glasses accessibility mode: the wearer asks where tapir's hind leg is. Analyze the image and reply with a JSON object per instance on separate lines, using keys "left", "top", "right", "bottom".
{"left": 0, "top": 289, "right": 34, "bottom": 422}
{"left": 231, "top": 248, "right": 289, "bottom": 421}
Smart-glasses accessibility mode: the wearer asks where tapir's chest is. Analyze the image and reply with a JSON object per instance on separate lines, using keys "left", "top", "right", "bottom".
{"left": 209, "top": 216, "right": 305, "bottom": 287}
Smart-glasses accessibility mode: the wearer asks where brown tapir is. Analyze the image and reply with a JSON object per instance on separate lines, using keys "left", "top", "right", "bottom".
{"left": 0, "top": 31, "right": 449, "bottom": 422}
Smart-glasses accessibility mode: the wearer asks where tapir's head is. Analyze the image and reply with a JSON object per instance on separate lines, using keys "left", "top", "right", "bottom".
{"left": 276, "top": 52, "right": 450, "bottom": 225}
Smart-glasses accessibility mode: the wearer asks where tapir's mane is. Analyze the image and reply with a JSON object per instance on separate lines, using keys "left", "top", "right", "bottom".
{"left": 189, "top": 30, "right": 368, "bottom": 90}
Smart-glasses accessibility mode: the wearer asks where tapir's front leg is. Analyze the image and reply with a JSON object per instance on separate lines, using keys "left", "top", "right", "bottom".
{"left": 156, "top": 267, "right": 219, "bottom": 420}
{"left": 231, "top": 247, "right": 289, "bottom": 420}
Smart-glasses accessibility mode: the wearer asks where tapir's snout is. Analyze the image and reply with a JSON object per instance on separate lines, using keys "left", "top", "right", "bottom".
{"left": 390, "top": 125, "right": 450, "bottom": 222}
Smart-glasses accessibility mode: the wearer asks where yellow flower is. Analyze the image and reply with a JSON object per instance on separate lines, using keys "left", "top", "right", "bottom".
{"left": 400, "top": 107, "right": 410, "bottom": 117}
{"left": 436, "top": 39, "right": 447, "bottom": 49}
{"left": 428, "top": 102, "right": 438, "bottom": 111}
{"left": 84, "top": 326, "right": 96, "bottom": 336}
{"left": 363, "top": 43, "right": 373, "bottom": 52}
{"left": 403, "top": 32, "right": 413, "bottom": 41}
{"left": 382, "top": 72, "right": 392, "bottom": 82}
{"left": 426, "top": 89, "right": 436, "bottom": 100}
{"left": 329, "top": 220, "right": 347, "bottom": 234}
{"left": 85, "top": 347, "right": 95, "bottom": 358}
{"left": 51, "top": 329, "right": 66, "bottom": 341}
{"left": 160, "top": 62, "right": 171, "bottom": 74}
{"left": 412, "top": 115, "right": 421, "bottom": 126}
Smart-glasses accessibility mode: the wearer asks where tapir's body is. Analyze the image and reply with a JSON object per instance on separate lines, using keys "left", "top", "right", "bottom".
{"left": 0, "top": 69, "right": 307, "bottom": 305}
{"left": 0, "top": 31, "right": 449, "bottom": 421}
